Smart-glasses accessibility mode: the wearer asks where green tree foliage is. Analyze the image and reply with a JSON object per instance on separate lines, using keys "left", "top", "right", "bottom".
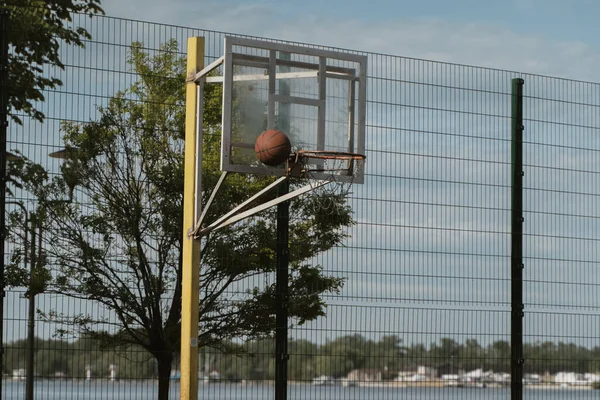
{"left": 315, "top": 335, "right": 370, "bottom": 378}
{"left": 3, "top": 336, "right": 155, "bottom": 379}
{"left": 14, "top": 40, "right": 349, "bottom": 400}
{"left": 370, "top": 335, "right": 408, "bottom": 374}
{"left": 461, "top": 339, "right": 484, "bottom": 372}
{"left": 488, "top": 340, "right": 511, "bottom": 372}
{"left": 3, "top": 159, "right": 54, "bottom": 313}
{"left": 288, "top": 339, "right": 318, "bottom": 381}
{"left": 2, "top": 0, "right": 104, "bottom": 123}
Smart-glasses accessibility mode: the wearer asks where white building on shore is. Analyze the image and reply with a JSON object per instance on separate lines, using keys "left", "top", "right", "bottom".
{"left": 554, "top": 372, "right": 588, "bottom": 386}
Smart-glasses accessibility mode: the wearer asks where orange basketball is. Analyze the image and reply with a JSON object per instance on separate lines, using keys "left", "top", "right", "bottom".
{"left": 254, "top": 129, "right": 292, "bottom": 166}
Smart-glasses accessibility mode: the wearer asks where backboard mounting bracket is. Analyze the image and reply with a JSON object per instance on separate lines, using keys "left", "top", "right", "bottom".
{"left": 191, "top": 176, "right": 330, "bottom": 238}
{"left": 192, "top": 56, "right": 224, "bottom": 82}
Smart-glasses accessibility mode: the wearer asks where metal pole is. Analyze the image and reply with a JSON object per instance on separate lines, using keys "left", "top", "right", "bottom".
{"left": 275, "top": 51, "right": 291, "bottom": 400}
{"left": 274, "top": 180, "right": 289, "bottom": 400}
{"left": 5, "top": 203, "right": 31, "bottom": 400}
{"left": 0, "top": 11, "right": 10, "bottom": 399}
{"left": 25, "top": 217, "right": 35, "bottom": 400}
{"left": 510, "top": 78, "right": 524, "bottom": 400}
{"left": 180, "top": 37, "right": 204, "bottom": 400}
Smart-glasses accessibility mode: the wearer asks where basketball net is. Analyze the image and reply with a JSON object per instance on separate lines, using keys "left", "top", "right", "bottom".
{"left": 287, "top": 150, "right": 366, "bottom": 213}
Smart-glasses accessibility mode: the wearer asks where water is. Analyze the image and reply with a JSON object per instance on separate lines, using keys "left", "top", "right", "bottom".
{"left": 2, "top": 381, "right": 599, "bottom": 400}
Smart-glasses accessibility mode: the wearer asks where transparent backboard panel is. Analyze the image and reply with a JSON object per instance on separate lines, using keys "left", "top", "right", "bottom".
{"left": 324, "top": 78, "right": 352, "bottom": 152}
{"left": 221, "top": 36, "right": 367, "bottom": 183}
{"left": 276, "top": 103, "right": 319, "bottom": 152}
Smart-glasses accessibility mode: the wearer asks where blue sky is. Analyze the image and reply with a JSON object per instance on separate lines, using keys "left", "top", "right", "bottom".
{"left": 209, "top": 0, "right": 594, "bottom": 37}
{"left": 100, "top": 0, "right": 600, "bottom": 82}
{"left": 104, "top": 0, "right": 599, "bottom": 33}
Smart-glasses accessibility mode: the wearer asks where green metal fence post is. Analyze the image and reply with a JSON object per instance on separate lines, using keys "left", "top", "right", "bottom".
{"left": 510, "top": 77, "right": 525, "bottom": 400}
{"left": 275, "top": 51, "right": 291, "bottom": 400}
{"left": 0, "top": 11, "right": 9, "bottom": 400}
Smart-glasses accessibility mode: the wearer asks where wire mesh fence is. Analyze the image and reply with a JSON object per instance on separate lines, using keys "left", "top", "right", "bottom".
{"left": 1, "top": 11, "right": 600, "bottom": 400}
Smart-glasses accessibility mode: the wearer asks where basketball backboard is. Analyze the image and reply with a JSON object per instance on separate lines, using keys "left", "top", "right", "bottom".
{"left": 204, "top": 36, "right": 367, "bottom": 184}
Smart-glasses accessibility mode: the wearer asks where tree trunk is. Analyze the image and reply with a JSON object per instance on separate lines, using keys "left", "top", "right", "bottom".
{"left": 157, "top": 352, "right": 173, "bottom": 400}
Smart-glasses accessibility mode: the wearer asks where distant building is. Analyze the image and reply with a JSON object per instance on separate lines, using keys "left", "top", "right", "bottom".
{"left": 340, "top": 377, "right": 358, "bottom": 387}
{"left": 312, "top": 375, "right": 335, "bottom": 386}
{"left": 208, "top": 370, "right": 221, "bottom": 381}
{"left": 85, "top": 365, "right": 94, "bottom": 380}
{"left": 441, "top": 374, "right": 461, "bottom": 387}
{"left": 410, "top": 374, "right": 428, "bottom": 382}
{"left": 584, "top": 373, "right": 600, "bottom": 383}
{"left": 346, "top": 369, "right": 382, "bottom": 384}
{"left": 54, "top": 372, "right": 68, "bottom": 379}
{"left": 108, "top": 364, "right": 118, "bottom": 381}
{"left": 12, "top": 369, "right": 25, "bottom": 381}
{"left": 395, "top": 371, "right": 414, "bottom": 382}
{"left": 554, "top": 372, "right": 587, "bottom": 386}
{"left": 492, "top": 372, "right": 510, "bottom": 383}
{"left": 523, "top": 373, "right": 541, "bottom": 384}
{"left": 417, "top": 366, "right": 437, "bottom": 379}
{"left": 441, "top": 374, "right": 459, "bottom": 382}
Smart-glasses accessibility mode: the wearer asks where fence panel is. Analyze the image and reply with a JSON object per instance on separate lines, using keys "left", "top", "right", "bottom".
{"left": 523, "top": 75, "right": 600, "bottom": 395}
{"left": 2, "top": 12, "right": 599, "bottom": 400}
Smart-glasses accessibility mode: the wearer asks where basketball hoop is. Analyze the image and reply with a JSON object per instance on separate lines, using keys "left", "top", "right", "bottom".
{"left": 288, "top": 151, "right": 366, "bottom": 176}
{"left": 287, "top": 150, "right": 366, "bottom": 211}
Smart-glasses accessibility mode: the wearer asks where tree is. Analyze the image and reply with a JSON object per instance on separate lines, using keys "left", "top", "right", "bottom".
{"left": 461, "top": 338, "right": 483, "bottom": 371}
{"left": 316, "top": 335, "right": 370, "bottom": 378}
{"left": 3, "top": 0, "right": 104, "bottom": 123}
{"left": 35, "top": 340, "right": 71, "bottom": 377}
{"left": 368, "top": 335, "right": 407, "bottom": 374}
{"left": 19, "top": 40, "right": 351, "bottom": 400}
{"left": 488, "top": 340, "right": 510, "bottom": 372}
{"left": 288, "top": 339, "right": 318, "bottom": 381}
{"left": 405, "top": 343, "right": 428, "bottom": 371}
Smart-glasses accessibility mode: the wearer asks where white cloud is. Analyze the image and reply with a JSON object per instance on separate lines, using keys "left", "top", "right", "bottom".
{"left": 101, "top": 0, "right": 600, "bottom": 81}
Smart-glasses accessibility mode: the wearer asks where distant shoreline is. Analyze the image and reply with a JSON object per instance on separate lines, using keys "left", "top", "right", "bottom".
{"left": 3, "top": 377, "right": 597, "bottom": 391}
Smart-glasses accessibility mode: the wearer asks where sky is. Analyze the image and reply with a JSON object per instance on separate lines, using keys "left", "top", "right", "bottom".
{"left": 99, "top": 0, "right": 600, "bottom": 81}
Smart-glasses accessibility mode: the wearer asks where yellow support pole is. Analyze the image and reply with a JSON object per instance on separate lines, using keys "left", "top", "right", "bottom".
{"left": 180, "top": 36, "right": 204, "bottom": 400}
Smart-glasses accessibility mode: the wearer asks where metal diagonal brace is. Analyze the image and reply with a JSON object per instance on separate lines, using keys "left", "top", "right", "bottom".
{"left": 191, "top": 176, "right": 288, "bottom": 238}
{"left": 192, "top": 171, "right": 229, "bottom": 234}
{"left": 196, "top": 180, "right": 329, "bottom": 237}
{"left": 192, "top": 56, "right": 225, "bottom": 83}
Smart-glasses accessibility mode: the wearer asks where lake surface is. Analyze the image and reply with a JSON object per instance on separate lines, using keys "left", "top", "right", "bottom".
{"left": 2, "top": 381, "right": 599, "bottom": 400}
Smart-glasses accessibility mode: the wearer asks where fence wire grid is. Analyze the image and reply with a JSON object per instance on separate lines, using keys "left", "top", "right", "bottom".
{"left": 1, "top": 12, "right": 600, "bottom": 400}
